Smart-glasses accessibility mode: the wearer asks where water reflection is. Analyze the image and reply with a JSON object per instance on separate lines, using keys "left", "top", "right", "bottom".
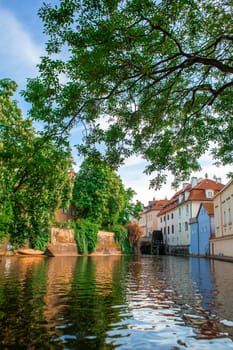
{"left": 0, "top": 255, "right": 233, "bottom": 349}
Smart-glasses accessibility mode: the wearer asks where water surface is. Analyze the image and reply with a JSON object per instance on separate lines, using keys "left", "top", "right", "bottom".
{"left": 0, "top": 255, "right": 233, "bottom": 349}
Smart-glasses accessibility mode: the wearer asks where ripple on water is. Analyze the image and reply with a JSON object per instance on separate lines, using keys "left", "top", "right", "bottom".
{"left": 107, "top": 304, "right": 233, "bottom": 350}
{"left": 1, "top": 256, "right": 233, "bottom": 349}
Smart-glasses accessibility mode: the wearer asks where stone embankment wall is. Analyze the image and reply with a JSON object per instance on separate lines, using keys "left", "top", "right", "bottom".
{"left": 46, "top": 227, "right": 78, "bottom": 256}
{"left": 93, "top": 231, "right": 121, "bottom": 255}
{"left": 47, "top": 228, "right": 121, "bottom": 256}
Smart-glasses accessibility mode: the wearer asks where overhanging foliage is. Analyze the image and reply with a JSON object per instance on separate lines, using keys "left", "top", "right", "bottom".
{"left": 23, "top": 0, "right": 233, "bottom": 187}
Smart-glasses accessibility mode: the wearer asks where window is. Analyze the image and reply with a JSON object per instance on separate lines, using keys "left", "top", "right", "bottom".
{"left": 160, "top": 217, "right": 162, "bottom": 223}
{"left": 179, "top": 208, "right": 181, "bottom": 216}
{"left": 206, "top": 190, "right": 213, "bottom": 198}
{"left": 229, "top": 208, "right": 232, "bottom": 225}
{"left": 167, "top": 214, "right": 169, "bottom": 220}
{"left": 164, "top": 216, "right": 166, "bottom": 221}
{"left": 179, "top": 223, "right": 181, "bottom": 232}
{"left": 172, "top": 225, "right": 174, "bottom": 234}
{"left": 171, "top": 213, "right": 174, "bottom": 219}
{"left": 224, "top": 211, "right": 227, "bottom": 225}
{"left": 168, "top": 226, "right": 170, "bottom": 234}
{"left": 186, "top": 204, "right": 189, "bottom": 214}
{"left": 185, "top": 222, "right": 188, "bottom": 231}
{"left": 184, "top": 191, "right": 189, "bottom": 200}
{"left": 178, "top": 194, "right": 183, "bottom": 203}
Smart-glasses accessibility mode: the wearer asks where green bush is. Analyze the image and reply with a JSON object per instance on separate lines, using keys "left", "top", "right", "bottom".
{"left": 29, "top": 226, "right": 50, "bottom": 251}
{"left": 74, "top": 219, "right": 99, "bottom": 254}
{"left": 0, "top": 201, "right": 13, "bottom": 243}
{"left": 112, "top": 224, "right": 134, "bottom": 254}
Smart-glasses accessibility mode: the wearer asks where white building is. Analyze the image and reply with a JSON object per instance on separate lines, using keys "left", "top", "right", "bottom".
{"left": 139, "top": 199, "right": 169, "bottom": 237}
{"left": 158, "top": 177, "right": 224, "bottom": 254}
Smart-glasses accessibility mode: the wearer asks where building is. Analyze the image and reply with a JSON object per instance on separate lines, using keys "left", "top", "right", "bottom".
{"left": 139, "top": 199, "right": 169, "bottom": 237}
{"left": 158, "top": 187, "right": 184, "bottom": 251}
{"left": 55, "top": 205, "right": 76, "bottom": 223}
{"left": 190, "top": 202, "right": 215, "bottom": 255}
{"left": 158, "top": 177, "right": 224, "bottom": 255}
{"left": 211, "top": 179, "right": 233, "bottom": 257}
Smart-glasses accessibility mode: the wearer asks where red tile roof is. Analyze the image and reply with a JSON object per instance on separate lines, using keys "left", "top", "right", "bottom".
{"left": 193, "top": 179, "right": 224, "bottom": 191}
{"left": 189, "top": 179, "right": 224, "bottom": 201}
{"left": 157, "top": 178, "right": 224, "bottom": 216}
{"left": 144, "top": 199, "right": 169, "bottom": 213}
{"left": 202, "top": 202, "right": 214, "bottom": 216}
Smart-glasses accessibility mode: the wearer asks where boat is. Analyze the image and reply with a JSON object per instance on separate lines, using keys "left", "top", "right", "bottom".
{"left": 17, "top": 248, "right": 45, "bottom": 256}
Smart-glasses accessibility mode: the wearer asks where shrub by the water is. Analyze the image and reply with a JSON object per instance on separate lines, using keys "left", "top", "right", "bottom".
{"left": 74, "top": 219, "right": 99, "bottom": 254}
{"left": 113, "top": 224, "right": 134, "bottom": 254}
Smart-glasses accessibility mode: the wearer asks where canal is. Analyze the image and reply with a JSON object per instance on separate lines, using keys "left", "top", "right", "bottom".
{"left": 0, "top": 255, "right": 233, "bottom": 349}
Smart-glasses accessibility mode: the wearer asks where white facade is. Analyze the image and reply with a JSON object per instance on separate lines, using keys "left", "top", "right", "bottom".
{"left": 158, "top": 178, "right": 224, "bottom": 253}
{"left": 177, "top": 200, "right": 202, "bottom": 247}
{"left": 139, "top": 200, "right": 168, "bottom": 237}
{"left": 160, "top": 208, "right": 178, "bottom": 246}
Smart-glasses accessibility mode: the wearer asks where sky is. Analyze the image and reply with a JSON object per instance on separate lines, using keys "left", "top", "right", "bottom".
{"left": 0, "top": 0, "right": 232, "bottom": 206}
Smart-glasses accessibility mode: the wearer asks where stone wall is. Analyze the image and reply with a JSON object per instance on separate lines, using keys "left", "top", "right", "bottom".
{"left": 47, "top": 228, "right": 121, "bottom": 256}
{"left": 47, "top": 227, "right": 78, "bottom": 256}
{"left": 50, "top": 227, "right": 76, "bottom": 244}
{"left": 94, "top": 231, "right": 121, "bottom": 255}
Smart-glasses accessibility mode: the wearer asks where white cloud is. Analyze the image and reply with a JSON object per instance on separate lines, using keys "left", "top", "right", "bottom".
{"left": 121, "top": 155, "right": 147, "bottom": 168}
{"left": 118, "top": 156, "right": 173, "bottom": 205}
{"left": 0, "top": 6, "right": 43, "bottom": 86}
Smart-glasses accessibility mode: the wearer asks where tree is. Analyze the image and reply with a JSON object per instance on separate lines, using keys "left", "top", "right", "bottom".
{"left": 72, "top": 155, "right": 130, "bottom": 228}
{"left": 125, "top": 222, "right": 144, "bottom": 254}
{"left": 117, "top": 188, "right": 143, "bottom": 225}
{"left": 24, "top": 0, "right": 233, "bottom": 188}
{"left": 0, "top": 79, "right": 73, "bottom": 249}
{"left": 72, "top": 155, "right": 142, "bottom": 253}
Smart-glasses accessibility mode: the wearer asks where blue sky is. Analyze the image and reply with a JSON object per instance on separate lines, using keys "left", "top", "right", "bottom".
{"left": 0, "top": 1, "right": 231, "bottom": 205}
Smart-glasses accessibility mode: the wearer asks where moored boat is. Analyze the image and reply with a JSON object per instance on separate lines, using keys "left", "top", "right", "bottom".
{"left": 17, "top": 248, "right": 45, "bottom": 255}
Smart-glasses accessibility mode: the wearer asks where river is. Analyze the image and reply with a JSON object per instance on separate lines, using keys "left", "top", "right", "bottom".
{"left": 0, "top": 255, "right": 233, "bottom": 349}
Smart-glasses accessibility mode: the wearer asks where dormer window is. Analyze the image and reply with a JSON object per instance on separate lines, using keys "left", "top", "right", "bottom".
{"left": 178, "top": 194, "right": 183, "bottom": 203}
{"left": 206, "top": 190, "right": 213, "bottom": 198}
{"left": 184, "top": 191, "right": 189, "bottom": 200}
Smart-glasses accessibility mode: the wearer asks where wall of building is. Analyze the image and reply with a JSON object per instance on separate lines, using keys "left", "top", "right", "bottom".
{"left": 210, "top": 235, "right": 233, "bottom": 257}
{"left": 198, "top": 206, "right": 211, "bottom": 255}
{"left": 214, "top": 181, "right": 233, "bottom": 238}
{"left": 55, "top": 206, "right": 76, "bottom": 222}
{"left": 212, "top": 181, "right": 233, "bottom": 257}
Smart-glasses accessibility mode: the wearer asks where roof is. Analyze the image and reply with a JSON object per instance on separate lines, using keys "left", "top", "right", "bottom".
{"left": 188, "top": 179, "right": 224, "bottom": 201}
{"left": 202, "top": 202, "right": 214, "bottom": 216}
{"left": 157, "top": 178, "right": 224, "bottom": 216}
{"left": 193, "top": 179, "right": 224, "bottom": 191}
{"left": 143, "top": 199, "right": 169, "bottom": 214}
